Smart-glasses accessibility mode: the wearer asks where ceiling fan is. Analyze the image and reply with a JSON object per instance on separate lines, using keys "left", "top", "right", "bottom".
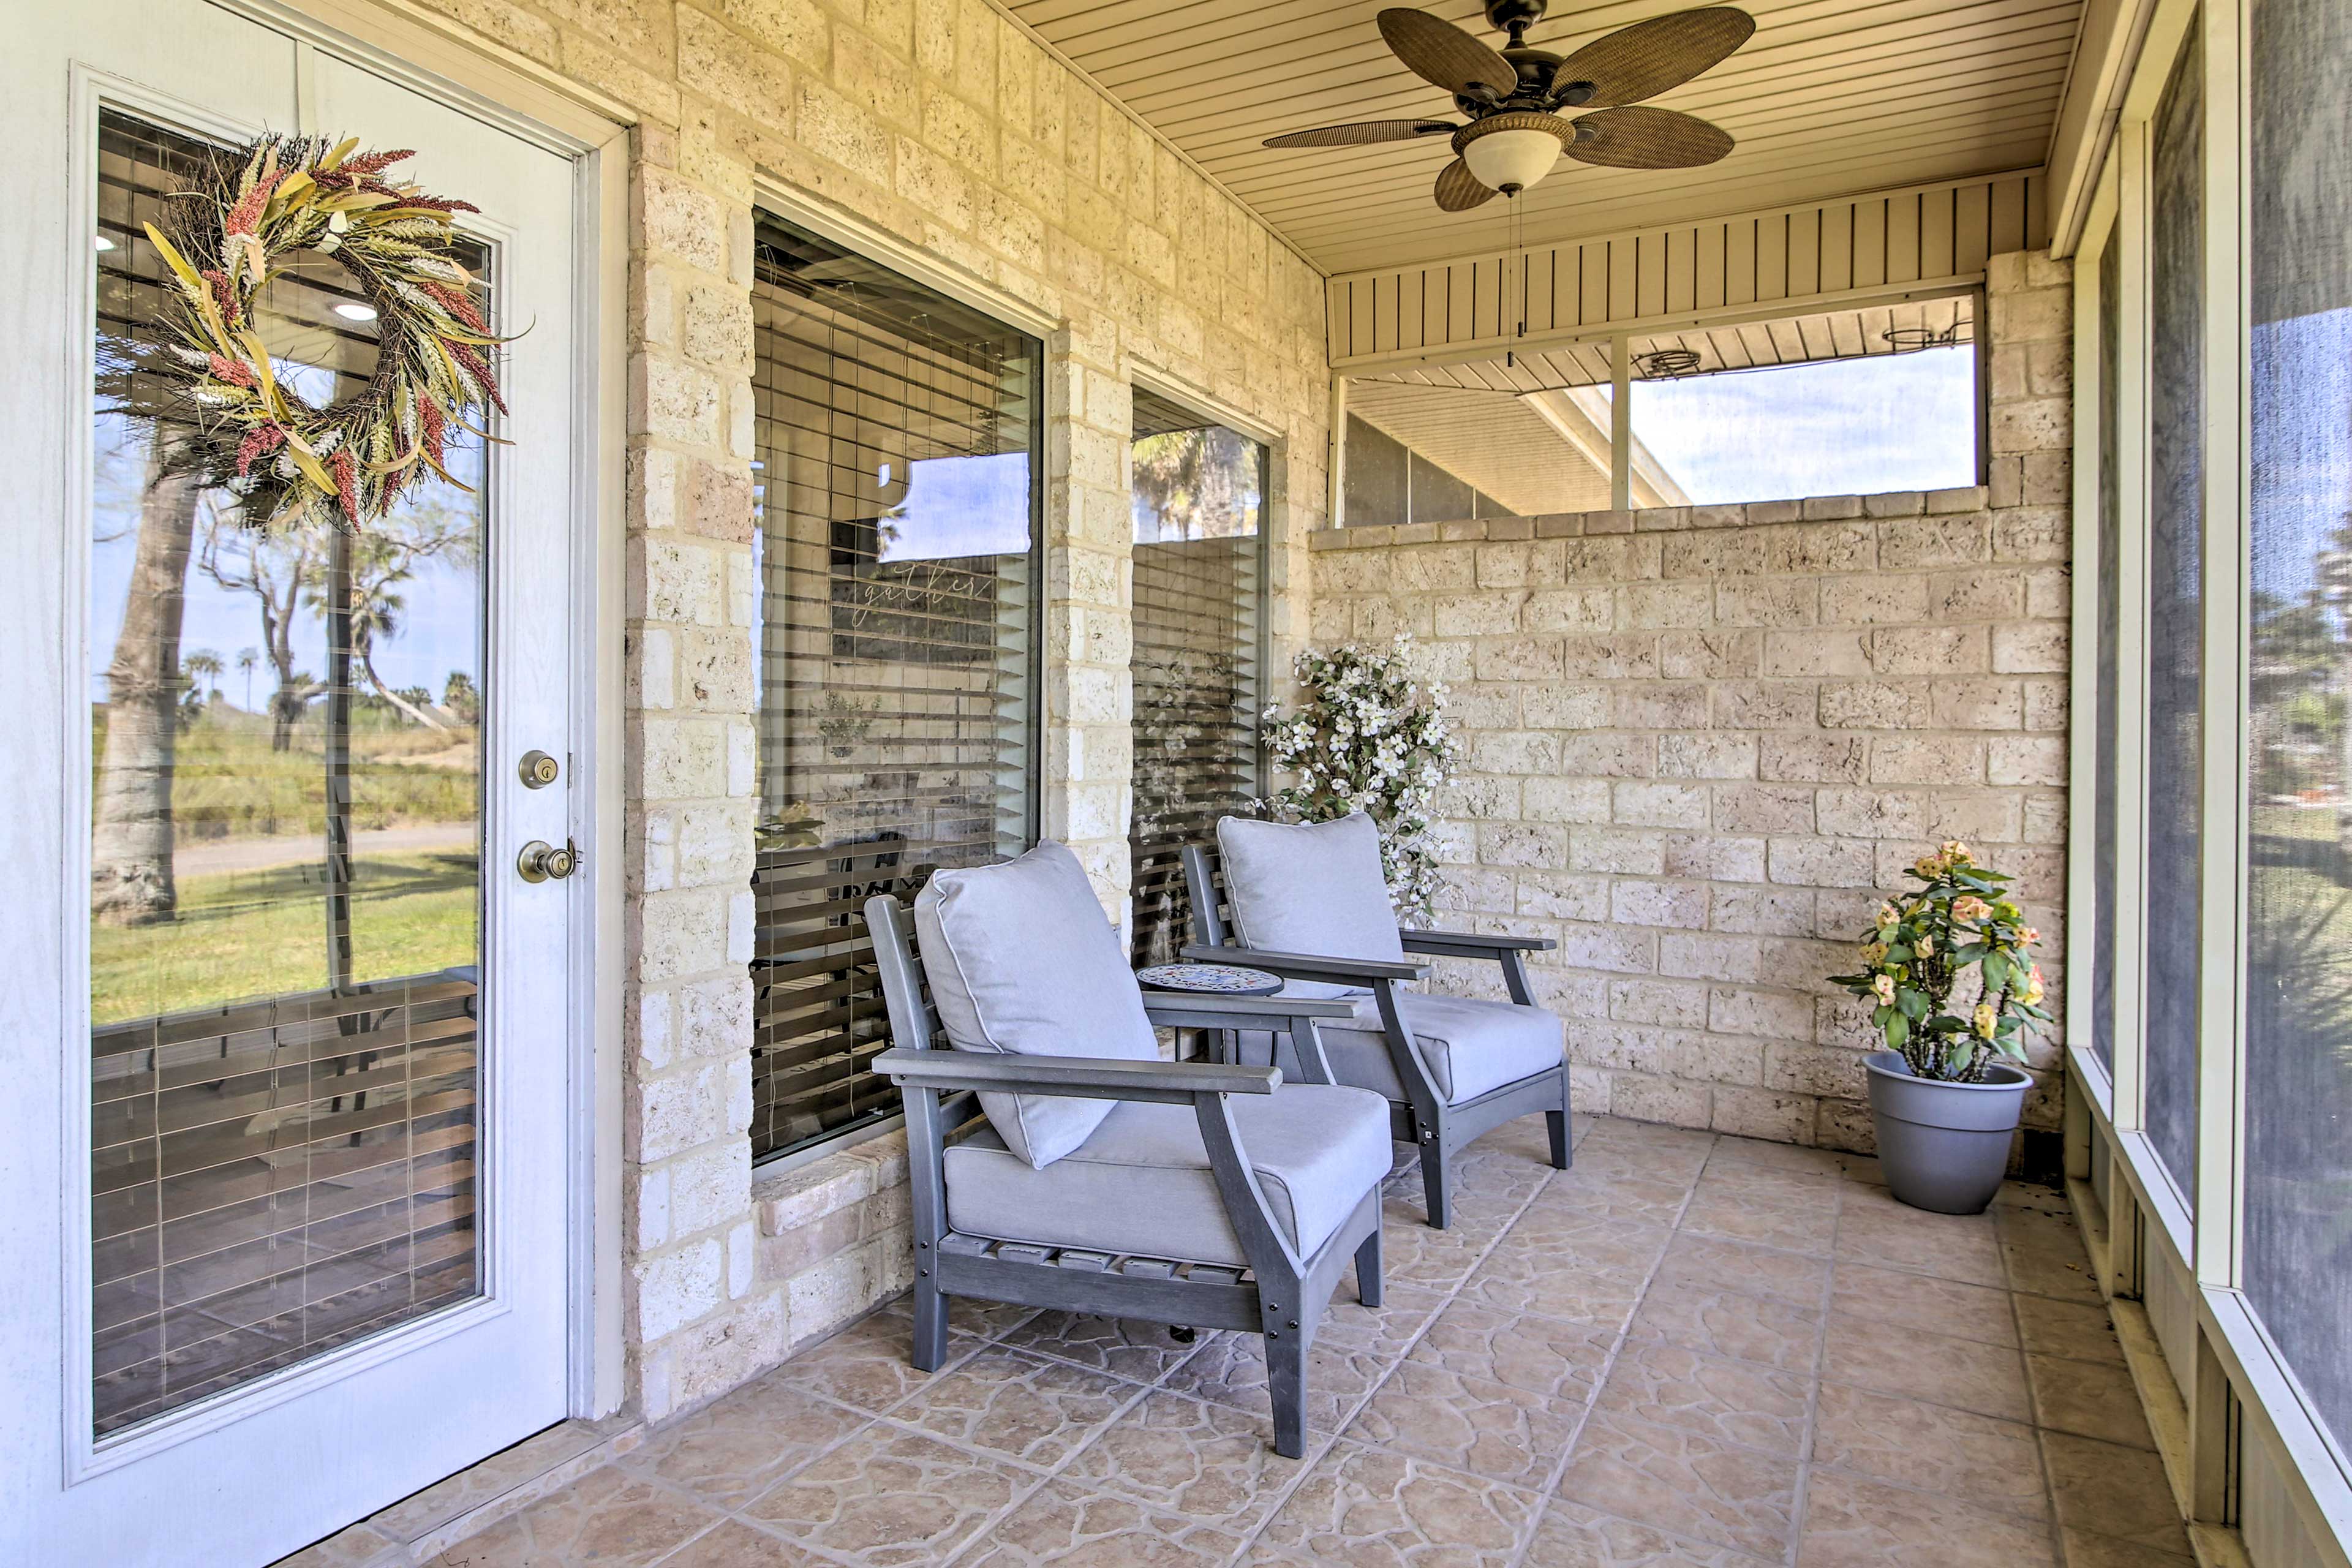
{"left": 1263, "top": 1, "right": 1754, "bottom": 212}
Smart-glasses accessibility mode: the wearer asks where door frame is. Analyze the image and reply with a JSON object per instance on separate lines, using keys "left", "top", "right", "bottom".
{"left": 37, "top": 0, "right": 633, "bottom": 1491}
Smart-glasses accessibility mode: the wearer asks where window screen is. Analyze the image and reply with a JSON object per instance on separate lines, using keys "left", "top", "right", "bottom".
{"left": 1129, "top": 386, "right": 1266, "bottom": 966}
{"left": 748, "top": 214, "right": 1041, "bottom": 1161}
{"left": 2093, "top": 234, "right": 2122, "bottom": 1080}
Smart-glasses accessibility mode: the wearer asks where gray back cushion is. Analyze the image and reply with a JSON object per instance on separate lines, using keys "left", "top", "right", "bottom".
{"left": 914, "top": 840, "right": 1158, "bottom": 1169}
{"left": 1215, "top": 813, "right": 1406, "bottom": 1001}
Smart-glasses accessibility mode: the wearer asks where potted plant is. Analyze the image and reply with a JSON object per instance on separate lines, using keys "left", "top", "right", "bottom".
{"left": 1831, "top": 841, "right": 2051, "bottom": 1213}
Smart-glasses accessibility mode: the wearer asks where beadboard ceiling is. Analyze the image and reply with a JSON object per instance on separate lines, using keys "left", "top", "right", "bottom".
{"left": 1003, "top": 0, "right": 2083, "bottom": 276}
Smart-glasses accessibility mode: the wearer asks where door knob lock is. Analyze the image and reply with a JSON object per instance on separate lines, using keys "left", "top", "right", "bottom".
{"left": 517, "top": 839, "right": 581, "bottom": 883}
{"left": 518, "top": 750, "right": 560, "bottom": 788}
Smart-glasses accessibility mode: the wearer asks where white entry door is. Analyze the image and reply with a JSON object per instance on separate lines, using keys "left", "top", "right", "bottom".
{"left": 0, "top": 4, "right": 589, "bottom": 1563}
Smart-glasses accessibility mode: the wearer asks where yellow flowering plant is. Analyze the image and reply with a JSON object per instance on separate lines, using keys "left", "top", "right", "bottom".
{"left": 1829, "top": 841, "right": 2050, "bottom": 1081}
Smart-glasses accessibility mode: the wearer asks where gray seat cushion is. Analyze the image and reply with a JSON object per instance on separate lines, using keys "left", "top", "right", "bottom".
{"left": 1264, "top": 992, "right": 1564, "bottom": 1106}
{"left": 914, "top": 841, "right": 1158, "bottom": 1169}
{"left": 943, "top": 1083, "right": 1392, "bottom": 1268}
{"left": 1216, "top": 813, "right": 1405, "bottom": 1000}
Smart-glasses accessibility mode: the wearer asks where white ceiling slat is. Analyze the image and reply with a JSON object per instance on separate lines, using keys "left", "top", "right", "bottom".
{"left": 1003, "top": 0, "right": 2085, "bottom": 278}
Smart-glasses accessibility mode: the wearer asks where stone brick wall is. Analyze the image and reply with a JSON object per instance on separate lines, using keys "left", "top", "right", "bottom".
{"left": 394, "top": 0, "right": 1329, "bottom": 1420}
{"left": 1305, "top": 250, "right": 2074, "bottom": 1159}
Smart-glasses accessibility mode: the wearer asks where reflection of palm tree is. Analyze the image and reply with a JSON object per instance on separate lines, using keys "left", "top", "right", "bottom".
{"left": 318, "top": 563, "right": 446, "bottom": 729}
{"left": 236, "top": 647, "right": 259, "bottom": 712}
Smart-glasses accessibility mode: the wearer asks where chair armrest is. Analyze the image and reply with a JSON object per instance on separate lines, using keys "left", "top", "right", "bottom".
{"left": 1179, "top": 943, "right": 1428, "bottom": 983}
{"left": 872, "top": 1048, "right": 1281, "bottom": 1105}
{"left": 1398, "top": 929, "right": 1558, "bottom": 956}
{"left": 1143, "top": 992, "right": 1358, "bottom": 1033}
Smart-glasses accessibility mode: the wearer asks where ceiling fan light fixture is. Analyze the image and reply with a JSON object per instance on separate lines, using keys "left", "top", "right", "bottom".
{"left": 1457, "top": 114, "right": 1568, "bottom": 195}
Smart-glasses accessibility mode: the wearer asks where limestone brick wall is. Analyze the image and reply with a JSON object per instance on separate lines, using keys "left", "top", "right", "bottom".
{"left": 1305, "top": 250, "right": 2075, "bottom": 1163}
{"left": 394, "top": 0, "right": 1328, "bottom": 1420}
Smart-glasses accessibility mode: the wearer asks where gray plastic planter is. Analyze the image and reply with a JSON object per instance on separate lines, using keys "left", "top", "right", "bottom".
{"left": 1863, "top": 1050, "right": 2030, "bottom": 1215}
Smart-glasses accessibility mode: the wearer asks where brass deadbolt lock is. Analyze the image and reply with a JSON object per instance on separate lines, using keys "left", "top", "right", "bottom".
{"left": 518, "top": 750, "right": 560, "bottom": 788}
{"left": 517, "top": 839, "right": 581, "bottom": 883}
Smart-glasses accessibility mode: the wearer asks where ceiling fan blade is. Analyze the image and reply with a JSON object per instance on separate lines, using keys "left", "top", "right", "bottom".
{"left": 1566, "top": 105, "right": 1735, "bottom": 168}
{"left": 1378, "top": 8, "right": 1519, "bottom": 99}
{"left": 1434, "top": 157, "right": 1498, "bottom": 212}
{"left": 1550, "top": 7, "right": 1755, "bottom": 108}
{"left": 1262, "top": 118, "right": 1460, "bottom": 149}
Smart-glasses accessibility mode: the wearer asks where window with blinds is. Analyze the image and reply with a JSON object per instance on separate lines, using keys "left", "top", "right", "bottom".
{"left": 1128, "top": 386, "right": 1268, "bottom": 967}
{"left": 748, "top": 214, "right": 1042, "bottom": 1162}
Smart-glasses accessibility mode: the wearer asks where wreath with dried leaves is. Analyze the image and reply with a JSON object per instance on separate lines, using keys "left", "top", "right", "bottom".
{"left": 142, "top": 132, "right": 507, "bottom": 531}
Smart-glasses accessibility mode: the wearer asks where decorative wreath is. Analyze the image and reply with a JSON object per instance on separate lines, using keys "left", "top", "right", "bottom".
{"left": 143, "top": 133, "right": 507, "bottom": 531}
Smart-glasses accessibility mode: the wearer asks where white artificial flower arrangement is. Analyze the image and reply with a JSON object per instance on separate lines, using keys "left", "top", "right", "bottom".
{"left": 1259, "top": 634, "right": 1462, "bottom": 922}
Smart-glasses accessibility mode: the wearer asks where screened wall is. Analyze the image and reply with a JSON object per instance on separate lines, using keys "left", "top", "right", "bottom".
{"left": 748, "top": 214, "right": 1041, "bottom": 1161}
{"left": 1128, "top": 386, "right": 1266, "bottom": 967}
{"left": 2070, "top": 0, "right": 2352, "bottom": 1544}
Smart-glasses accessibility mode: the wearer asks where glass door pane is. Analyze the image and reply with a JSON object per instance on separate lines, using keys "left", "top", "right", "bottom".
{"left": 89, "top": 110, "right": 489, "bottom": 1434}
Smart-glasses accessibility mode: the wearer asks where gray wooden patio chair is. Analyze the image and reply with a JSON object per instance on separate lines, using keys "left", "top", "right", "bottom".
{"left": 1181, "top": 812, "right": 1570, "bottom": 1230}
{"left": 862, "top": 841, "right": 1392, "bottom": 1458}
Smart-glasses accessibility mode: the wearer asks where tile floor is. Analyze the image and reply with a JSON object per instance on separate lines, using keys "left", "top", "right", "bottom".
{"left": 428, "top": 1114, "right": 2187, "bottom": 1568}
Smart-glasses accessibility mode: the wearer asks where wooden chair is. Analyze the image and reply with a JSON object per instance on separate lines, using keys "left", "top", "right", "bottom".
{"left": 864, "top": 894, "right": 1390, "bottom": 1458}
{"left": 1182, "top": 840, "right": 1571, "bottom": 1229}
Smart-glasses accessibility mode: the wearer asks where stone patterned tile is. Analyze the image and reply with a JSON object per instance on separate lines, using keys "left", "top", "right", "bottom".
{"left": 1704, "top": 1139, "right": 1861, "bottom": 1182}
{"left": 1811, "top": 1383, "right": 2049, "bottom": 1520}
{"left": 770, "top": 1310, "right": 985, "bottom": 1414}
{"left": 1555, "top": 1408, "right": 1800, "bottom": 1559}
{"left": 1157, "top": 1328, "right": 1396, "bottom": 1436}
{"left": 1565, "top": 1143, "right": 1703, "bottom": 1191}
{"left": 873, "top": 1292, "right": 1040, "bottom": 1344}
{"left": 1820, "top": 1313, "right": 2032, "bottom": 1422}
{"left": 1833, "top": 1193, "right": 2008, "bottom": 1287}
{"left": 1677, "top": 1189, "right": 1839, "bottom": 1256}
{"left": 1406, "top": 1299, "right": 1618, "bottom": 1401}
{"left": 1374, "top": 1199, "right": 1512, "bottom": 1291}
{"left": 1581, "top": 1121, "right": 1717, "bottom": 1182}
{"left": 1828, "top": 1262, "right": 2018, "bottom": 1348}
{"left": 1593, "top": 1341, "right": 1812, "bottom": 1457}
{"left": 1655, "top": 1234, "right": 1831, "bottom": 1308}
{"left": 2058, "top": 1528, "right": 2196, "bottom": 1566}
{"left": 1795, "top": 1469, "right": 2059, "bottom": 1567}
{"left": 2016, "top": 1297, "right": 2125, "bottom": 1365}
{"left": 379, "top": 1421, "right": 614, "bottom": 1542}
{"left": 1691, "top": 1163, "right": 1841, "bottom": 1206}
{"left": 889, "top": 1347, "right": 1142, "bottom": 1470}
{"left": 659, "top": 1520, "right": 830, "bottom": 1567}
{"left": 1460, "top": 1236, "right": 1654, "bottom": 1326}
{"left": 740, "top": 1425, "right": 1030, "bottom": 1567}
{"left": 1523, "top": 1501, "right": 1780, "bottom": 1567}
{"left": 952, "top": 1479, "right": 1244, "bottom": 1567}
{"left": 1254, "top": 1441, "right": 1541, "bottom": 1566}
{"left": 1000, "top": 1313, "right": 1204, "bottom": 1382}
{"left": 426, "top": 1467, "right": 725, "bottom": 1568}
{"left": 1626, "top": 1276, "right": 1823, "bottom": 1374}
{"left": 1057, "top": 1391, "right": 1321, "bottom": 1532}
{"left": 2028, "top": 1354, "right": 2158, "bottom": 1449}
{"left": 619, "top": 1372, "right": 872, "bottom": 1507}
{"left": 276, "top": 1523, "right": 398, "bottom": 1568}
{"left": 1999, "top": 1205, "right": 2105, "bottom": 1304}
{"left": 1347, "top": 1360, "right": 1585, "bottom": 1488}
{"left": 1528, "top": 1169, "right": 1698, "bottom": 1227}
{"left": 2040, "top": 1434, "right": 2193, "bottom": 1555}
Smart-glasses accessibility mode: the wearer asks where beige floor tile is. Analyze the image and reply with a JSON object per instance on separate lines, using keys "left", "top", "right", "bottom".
{"left": 2028, "top": 1354, "right": 2158, "bottom": 1449}
{"left": 1811, "top": 1383, "right": 2049, "bottom": 1520}
{"left": 769, "top": 1311, "right": 985, "bottom": 1413}
{"left": 1655, "top": 1233, "right": 1831, "bottom": 1308}
{"left": 998, "top": 1313, "right": 1204, "bottom": 1382}
{"left": 1583, "top": 1121, "right": 1719, "bottom": 1174}
{"left": 1528, "top": 1169, "right": 1698, "bottom": 1227}
{"left": 1055, "top": 1391, "right": 1321, "bottom": 1532}
{"left": 952, "top": 1479, "right": 1245, "bottom": 1567}
{"left": 1376, "top": 1200, "right": 1513, "bottom": 1292}
{"left": 1158, "top": 1327, "right": 1398, "bottom": 1436}
{"left": 1998, "top": 1205, "right": 2106, "bottom": 1303}
{"left": 1593, "top": 1341, "right": 1812, "bottom": 1457}
{"left": 2040, "top": 1434, "right": 2193, "bottom": 1555}
{"left": 1691, "top": 1162, "right": 1843, "bottom": 1205}
{"left": 276, "top": 1523, "right": 398, "bottom": 1568}
{"left": 1704, "top": 1138, "right": 1860, "bottom": 1182}
{"left": 740, "top": 1425, "right": 1030, "bottom": 1567}
{"left": 2016, "top": 1297, "right": 2127, "bottom": 1365}
{"left": 1555, "top": 1408, "right": 1800, "bottom": 1559}
{"left": 658, "top": 1520, "right": 830, "bottom": 1567}
{"left": 888, "top": 1346, "right": 1142, "bottom": 1470}
{"left": 1625, "top": 1275, "right": 1824, "bottom": 1374}
{"left": 1254, "top": 1441, "right": 1540, "bottom": 1566}
{"left": 378, "top": 1422, "right": 616, "bottom": 1544}
{"left": 1346, "top": 1359, "right": 1585, "bottom": 1489}
{"left": 1678, "top": 1189, "right": 1839, "bottom": 1256}
{"left": 1521, "top": 1500, "right": 1779, "bottom": 1566}
{"left": 1795, "top": 1469, "right": 2059, "bottom": 1567}
{"left": 619, "top": 1373, "right": 872, "bottom": 1507}
{"left": 1827, "top": 1262, "right": 2018, "bottom": 1348}
{"left": 2057, "top": 1526, "right": 2197, "bottom": 1566}
{"left": 1820, "top": 1313, "right": 2032, "bottom": 1422}
{"left": 429, "top": 1468, "right": 726, "bottom": 1568}
{"left": 1833, "top": 1194, "right": 2008, "bottom": 1287}
{"left": 1460, "top": 1242, "right": 1655, "bottom": 1326}
{"left": 1405, "top": 1298, "right": 1618, "bottom": 1400}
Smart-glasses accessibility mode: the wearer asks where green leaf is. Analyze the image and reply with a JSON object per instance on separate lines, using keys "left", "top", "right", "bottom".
{"left": 1897, "top": 987, "right": 1929, "bottom": 1020}
{"left": 1884, "top": 1014, "right": 1909, "bottom": 1050}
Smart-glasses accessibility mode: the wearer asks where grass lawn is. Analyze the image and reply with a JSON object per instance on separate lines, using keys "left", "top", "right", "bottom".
{"left": 93, "top": 849, "right": 478, "bottom": 1025}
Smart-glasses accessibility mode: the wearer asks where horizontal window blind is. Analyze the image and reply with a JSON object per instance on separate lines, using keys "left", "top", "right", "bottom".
{"left": 750, "top": 215, "right": 1041, "bottom": 1161}
{"left": 1129, "top": 387, "right": 1267, "bottom": 967}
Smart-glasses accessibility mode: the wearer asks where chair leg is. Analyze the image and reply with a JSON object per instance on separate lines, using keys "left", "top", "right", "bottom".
{"left": 910, "top": 1276, "right": 949, "bottom": 1372}
{"left": 1419, "top": 1139, "right": 1452, "bottom": 1230}
{"left": 1355, "top": 1226, "right": 1384, "bottom": 1308}
{"left": 1265, "top": 1329, "right": 1308, "bottom": 1460}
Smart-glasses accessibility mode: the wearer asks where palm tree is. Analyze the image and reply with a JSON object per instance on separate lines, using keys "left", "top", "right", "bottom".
{"left": 236, "top": 646, "right": 259, "bottom": 712}
{"left": 181, "top": 649, "right": 224, "bottom": 715}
